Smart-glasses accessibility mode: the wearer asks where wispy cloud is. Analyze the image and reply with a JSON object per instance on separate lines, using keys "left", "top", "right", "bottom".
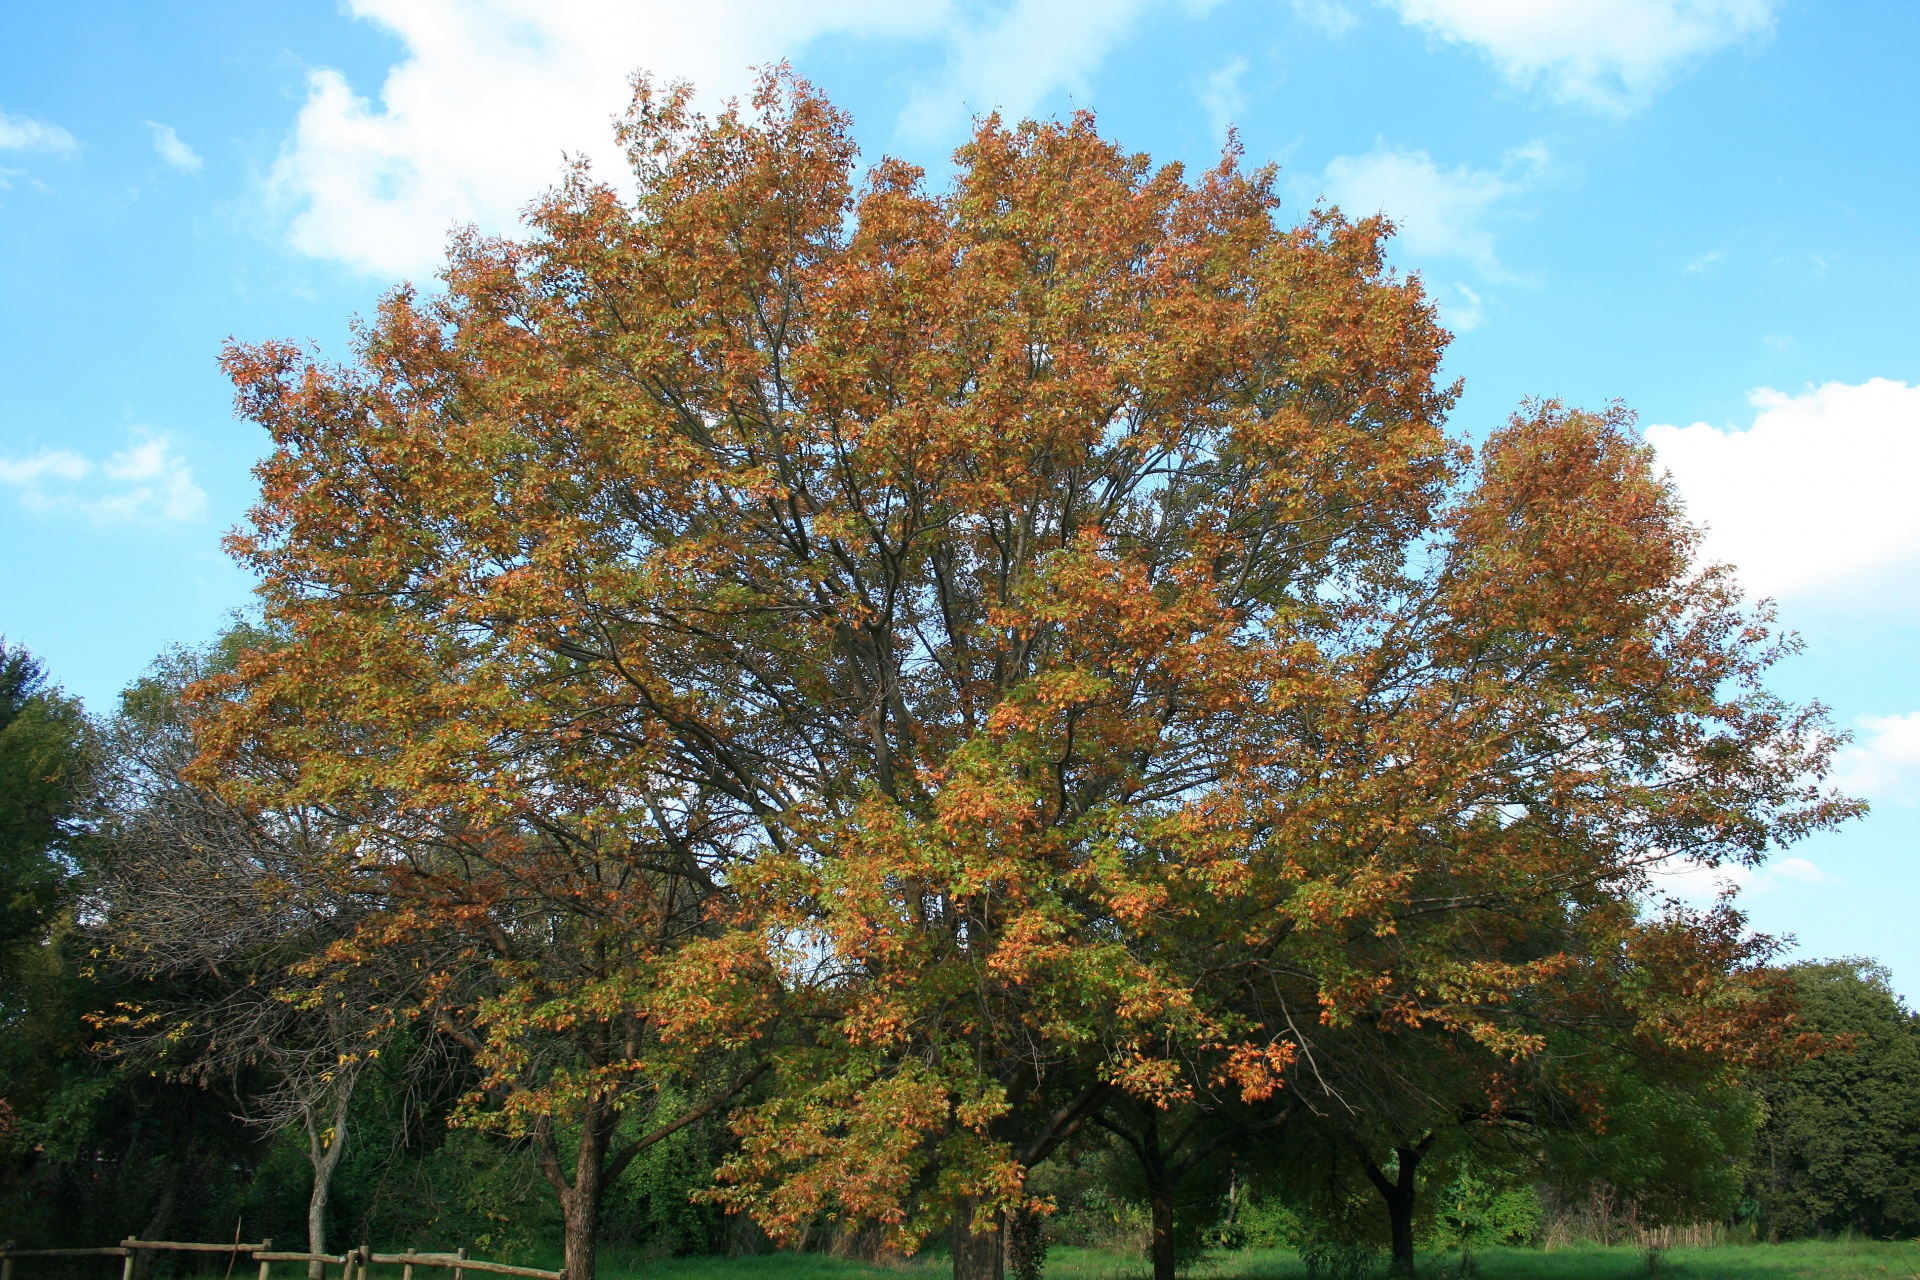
{"left": 896, "top": 0, "right": 1168, "bottom": 145}
{"left": 1834, "top": 712, "right": 1920, "bottom": 805}
{"left": 146, "top": 121, "right": 203, "bottom": 173}
{"left": 1291, "top": 0, "right": 1358, "bottom": 38}
{"left": 1440, "top": 281, "right": 1483, "bottom": 333}
{"left": 1313, "top": 139, "right": 1547, "bottom": 280}
{"left": 0, "top": 109, "right": 78, "bottom": 154}
{"left": 1197, "top": 56, "right": 1249, "bottom": 142}
{"left": 1684, "top": 249, "right": 1725, "bottom": 274}
{"left": 1651, "top": 852, "right": 1840, "bottom": 906}
{"left": 1646, "top": 378, "right": 1920, "bottom": 603}
{"left": 0, "top": 432, "right": 206, "bottom": 524}
{"left": 1385, "top": 0, "right": 1776, "bottom": 112}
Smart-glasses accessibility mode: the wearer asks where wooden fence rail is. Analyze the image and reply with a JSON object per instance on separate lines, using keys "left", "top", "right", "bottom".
{"left": 369, "top": 1251, "right": 559, "bottom": 1280}
{"left": 0, "top": 1242, "right": 559, "bottom": 1280}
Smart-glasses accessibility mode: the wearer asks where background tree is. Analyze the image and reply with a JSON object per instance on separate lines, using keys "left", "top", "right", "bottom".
{"left": 0, "top": 640, "right": 93, "bottom": 993}
{"left": 91, "top": 632, "right": 416, "bottom": 1275}
{"left": 1090, "top": 1091, "right": 1297, "bottom": 1280}
{"left": 1746, "top": 961, "right": 1920, "bottom": 1239}
{"left": 0, "top": 641, "right": 276, "bottom": 1259}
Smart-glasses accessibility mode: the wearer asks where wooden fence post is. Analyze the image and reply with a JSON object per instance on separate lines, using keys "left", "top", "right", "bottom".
{"left": 256, "top": 1240, "right": 273, "bottom": 1280}
{"left": 402, "top": 1248, "right": 415, "bottom": 1280}
{"left": 359, "top": 1246, "right": 370, "bottom": 1280}
{"left": 454, "top": 1248, "right": 466, "bottom": 1280}
{"left": 119, "top": 1241, "right": 137, "bottom": 1280}
{"left": 3, "top": 1236, "right": 14, "bottom": 1280}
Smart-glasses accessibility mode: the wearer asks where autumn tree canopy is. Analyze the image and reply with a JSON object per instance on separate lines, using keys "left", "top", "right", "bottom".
{"left": 208, "top": 69, "right": 1853, "bottom": 1280}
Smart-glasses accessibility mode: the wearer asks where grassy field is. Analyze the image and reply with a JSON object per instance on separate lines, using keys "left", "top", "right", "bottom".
{"left": 578, "top": 1241, "right": 1920, "bottom": 1280}
{"left": 148, "top": 1242, "right": 1920, "bottom": 1280}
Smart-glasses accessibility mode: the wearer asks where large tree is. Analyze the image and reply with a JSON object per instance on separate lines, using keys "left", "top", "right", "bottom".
{"left": 212, "top": 68, "right": 1456, "bottom": 1280}
{"left": 208, "top": 70, "right": 1849, "bottom": 1280}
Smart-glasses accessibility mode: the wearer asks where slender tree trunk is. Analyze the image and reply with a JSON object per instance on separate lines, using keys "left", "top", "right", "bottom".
{"left": 1133, "top": 1107, "right": 1176, "bottom": 1280}
{"left": 1147, "top": 1178, "right": 1176, "bottom": 1280}
{"left": 532, "top": 1064, "right": 770, "bottom": 1280}
{"left": 1361, "top": 1142, "right": 1428, "bottom": 1279}
{"left": 304, "top": 1085, "right": 354, "bottom": 1280}
{"left": 1385, "top": 1182, "right": 1416, "bottom": 1278}
{"left": 132, "top": 1161, "right": 182, "bottom": 1280}
{"left": 950, "top": 1198, "right": 1004, "bottom": 1280}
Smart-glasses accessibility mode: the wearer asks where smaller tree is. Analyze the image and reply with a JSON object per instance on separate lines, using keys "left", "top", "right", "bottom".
{"left": 91, "top": 636, "right": 407, "bottom": 1275}
{"left": 0, "top": 639, "right": 94, "bottom": 985}
{"left": 1746, "top": 961, "right": 1920, "bottom": 1238}
{"left": 1090, "top": 1081, "right": 1299, "bottom": 1280}
{"left": 0, "top": 642, "right": 272, "bottom": 1258}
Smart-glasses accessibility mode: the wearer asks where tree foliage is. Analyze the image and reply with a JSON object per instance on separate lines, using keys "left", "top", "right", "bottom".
{"left": 202, "top": 69, "right": 1855, "bottom": 1280}
{"left": 0, "top": 69, "right": 1861, "bottom": 1280}
{"left": 1747, "top": 961, "right": 1920, "bottom": 1239}
{"left": 0, "top": 639, "right": 93, "bottom": 970}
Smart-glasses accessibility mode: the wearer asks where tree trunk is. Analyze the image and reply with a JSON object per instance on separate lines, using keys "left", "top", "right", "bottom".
{"left": 1361, "top": 1141, "right": 1428, "bottom": 1279}
{"left": 533, "top": 1067, "right": 771, "bottom": 1280}
{"left": 304, "top": 1085, "right": 354, "bottom": 1280}
{"left": 950, "top": 1198, "right": 1004, "bottom": 1280}
{"left": 561, "top": 1181, "right": 601, "bottom": 1280}
{"left": 536, "top": 1100, "right": 615, "bottom": 1280}
{"left": 1385, "top": 1180, "right": 1416, "bottom": 1278}
{"left": 132, "top": 1162, "right": 181, "bottom": 1280}
{"left": 1148, "top": 1178, "right": 1175, "bottom": 1280}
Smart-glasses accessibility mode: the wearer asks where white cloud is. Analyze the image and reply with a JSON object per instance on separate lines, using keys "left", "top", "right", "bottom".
{"left": 146, "top": 121, "right": 203, "bottom": 173}
{"left": 0, "top": 109, "right": 77, "bottom": 153}
{"left": 1197, "top": 56, "right": 1249, "bottom": 142}
{"left": 1833, "top": 712, "right": 1920, "bottom": 805}
{"left": 1646, "top": 379, "right": 1920, "bottom": 601}
{"left": 272, "top": 0, "right": 950, "bottom": 277}
{"left": 1313, "top": 138, "right": 1546, "bottom": 278}
{"left": 1385, "top": 0, "right": 1776, "bottom": 112}
{"left": 1684, "top": 249, "right": 1725, "bottom": 275}
{"left": 897, "top": 0, "right": 1169, "bottom": 144}
{"left": 0, "top": 432, "right": 206, "bottom": 524}
{"left": 1650, "top": 851, "right": 1839, "bottom": 905}
{"left": 1772, "top": 856, "right": 1835, "bottom": 885}
{"left": 1293, "top": 0, "right": 1360, "bottom": 37}
{"left": 271, "top": 0, "right": 1196, "bottom": 277}
{"left": 0, "top": 453, "right": 90, "bottom": 486}
{"left": 1440, "top": 281, "right": 1483, "bottom": 332}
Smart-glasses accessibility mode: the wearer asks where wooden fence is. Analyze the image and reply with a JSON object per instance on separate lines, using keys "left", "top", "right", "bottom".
{"left": 0, "top": 1242, "right": 560, "bottom": 1280}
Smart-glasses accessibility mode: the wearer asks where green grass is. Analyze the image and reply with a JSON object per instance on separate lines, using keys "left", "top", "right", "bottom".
{"left": 585, "top": 1242, "right": 1920, "bottom": 1280}
{"left": 181, "top": 1241, "right": 1920, "bottom": 1280}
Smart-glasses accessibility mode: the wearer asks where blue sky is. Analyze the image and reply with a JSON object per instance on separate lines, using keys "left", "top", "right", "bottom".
{"left": 3, "top": 1, "right": 1916, "bottom": 989}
